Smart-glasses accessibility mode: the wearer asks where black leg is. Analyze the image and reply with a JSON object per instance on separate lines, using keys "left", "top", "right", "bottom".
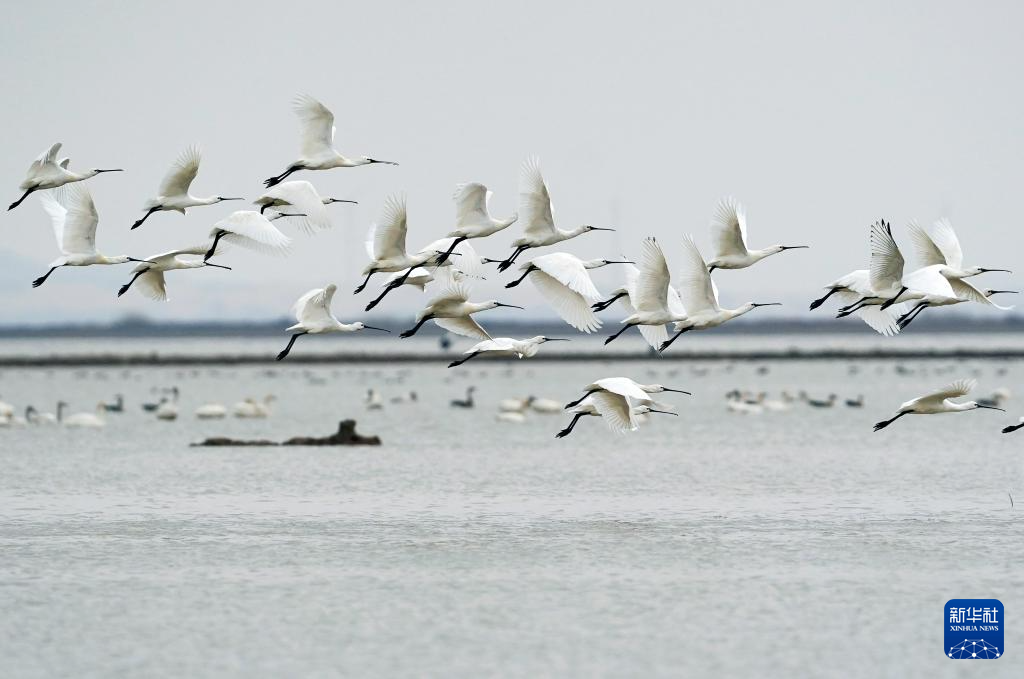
{"left": 353, "top": 269, "right": 376, "bottom": 295}
{"left": 448, "top": 352, "right": 480, "bottom": 368}
{"left": 131, "top": 206, "right": 160, "bottom": 230}
{"left": 8, "top": 187, "right": 36, "bottom": 211}
{"left": 809, "top": 287, "right": 840, "bottom": 311}
{"left": 563, "top": 389, "right": 597, "bottom": 410}
{"left": 556, "top": 413, "right": 586, "bottom": 438}
{"left": 264, "top": 166, "right": 299, "bottom": 188}
{"left": 399, "top": 316, "right": 432, "bottom": 339}
{"left": 117, "top": 268, "right": 150, "bottom": 297}
{"left": 365, "top": 271, "right": 411, "bottom": 312}
{"left": 31, "top": 266, "right": 59, "bottom": 288}
{"left": 592, "top": 292, "right": 626, "bottom": 312}
{"left": 276, "top": 332, "right": 307, "bottom": 361}
{"left": 204, "top": 230, "right": 227, "bottom": 261}
{"left": 434, "top": 236, "right": 466, "bottom": 266}
{"left": 873, "top": 411, "right": 908, "bottom": 432}
{"left": 505, "top": 267, "right": 534, "bottom": 289}
{"left": 879, "top": 287, "right": 906, "bottom": 311}
{"left": 259, "top": 204, "right": 270, "bottom": 214}
{"left": 1002, "top": 422, "right": 1024, "bottom": 434}
{"left": 497, "top": 246, "right": 526, "bottom": 272}
{"left": 658, "top": 326, "right": 692, "bottom": 353}
{"left": 897, "top": 303, "right": 927, "bottom": 330}
{"left": 836, "top": 298, "right": 869, "bottom": 318}
{"left": 604, "top": 323, "right": 637, "bottom": 345}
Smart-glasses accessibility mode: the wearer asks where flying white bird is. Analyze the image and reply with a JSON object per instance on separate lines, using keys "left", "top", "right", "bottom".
{"left": 9, "top": 142, "right": 122, "bottom": 211}
{"left": 555, "top": 393, "right": 677, "bottom": 438}
{"left": 447, "top": 335, "right": 569, "bottom": 368}
{"left": 434, "top": 182, "right": 519, "bottom": 264}
{"left": 203, "top": 211, "right": 293, "bottom": 261}
{"left": 836, "top": 221, "right": 956, "bottom": 317}
{"left": 706, "top": 197, "right": 808, "bottom": 271}
{"left": 603, "top": 238, "right": 690, "bottom": 345}
{"left": 659, "top": 237, "right": 781, "bottom": 352}
{"left": 117, "top": 244, "right": 232, "bottom": 300}
{"left": 33, "top": 185, "right": 150, "bottom": 288}
{"left": 592, "top": 261, "right": 688, "bottom": 349}
{"left": 908, "top": 218, "right": 1010, "bottom": 280}
{"left": 562, "top": 376, "right": 690, "bottom": 410}
{"left": 495, "top": 158, "right": 612, "bottom": 271}
{"left": 873, "top": 378, "right": 1004, "bottom": 431}
{"left": 363, "top": 237, "right": 483, "bottom": 311}
{"left": 354, "top": 194, "right": 444, "bottom": 294}
{"left": 276, "top": 284, "right": 390, "bottom": 360}
{"left": 263, "top": 94, "right": 397, "bottom": 187}
{"left": 896, "top": 287, "right": 1016, "bottom": 330}
{"left": 253, "top": 180, "right": 355, "bottom": 232}
{"left": 809, "top": 269, "right": 905, "bottom": 336}
{"left": 130, "top": 146, "right": 243, "bottom": 229}
{"left": 506, "top": 252, "right": 632, "bottom": 332}
{"left": 399, "top": 281, "right": 523, "bottom": 339}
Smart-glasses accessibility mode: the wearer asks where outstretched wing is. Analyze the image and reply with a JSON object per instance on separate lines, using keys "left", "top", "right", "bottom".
{"left": 158, "top": 146, "right": 201, "bottom": 198}
{"left": 292, "top": 284, "right": 336, "bottom": 325}
{"left": 453, "top": 182, "right": 491, "bottom": 227}
{"left": 907, "top": 220, "right": 946, "bottom": 268}
{"left": 711, "top": 196, "right": 748, "bottom": 257}
{"left": 532, "top": 253, "right": 601, "bottom": 300}
{"left": 635, "top": 237, "right": 672, "bottom": 313}
{"left": 530, "top": 270, "right": 601, "bottom": 333}
{"left": 928, "top": 219, "right": 964, "bottom": 270}
{"left": 28, "top": 142, "right": 62, "bottom": 176}
{"left": 915, "top": 378, "right": 976, "bottom": 406}
{"left": 434, "top": 316, "right": 492, "bottom": 341}
{"left": 677, "top": 236, "right": 718, "bottom": 313}
{"left": 519, "top": 157, "right": 555, "bottom": 238}
{"left": 950, "top": 278, "right": 1013, "bottom": 310}
{"left": 293, "top": 94, "right": 336, "bottom": 157}
{"left": 369, "top": 194, "right": 408, "bottom": 260}
{"left": 212, "top": 211, "right": 292, "bottom": 256}
{"left": 590, "top": 392, "right": 638, "bottom": 434}
{"left": 135, "top": 270, "right": 169, "bottom": 302}
{"left": 43, "top": 184, "right": 98, "bottom": 255}
{"left": 260, "top": 180, "right": 331, "bottom": 233}
{"left": 869, "top": 220, "right": 904, "bottom": 291}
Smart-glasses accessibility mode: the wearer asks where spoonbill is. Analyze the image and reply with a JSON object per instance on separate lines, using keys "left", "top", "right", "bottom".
{"left": 117, "top": 244, "right": 232, "bottom": 300}
{"left": 399, "top": 281, "right": 523, "bottom": 339}
{"left": 355, "top": 194, "right": 440, "bottom": 294}
{"left": 363, "top": 238, "right": 482, "bottom": 311}
{"left": 263, "top": 94, "right": 397, "bottom": 187}
{"left": 506, "top": 253, "right": 632, "bottom": 332}
{"left": 33, "top": 185, "right": 151, "bottom": 288}
{"left": 495, "top": 158, "right": 612, "bottom": 271}
{"left": 276, "top": 284, "right": 390, "bottom": 360}
{"left": 203, "top": 211, "right": 293, "bottom": 261}
{"left": 706, "top": 197, "right": 808, "bottom": 271}
{"left": 253, "top": 180, "right": 350, "bottom": 232}
{"left": 896, "top": 287, "right": 1016, "bottom": 330}
{"left": 873, "top": 379, "right": 1004, "bottom": 431}
{"left": 908, "top": 218, "right": 1010, "bottom": 279}
{"left": 563, "top": 376, "right": 690, "bottom": 410}
{"left": 603, "top": 238, "right": 689, "bottom": 345}
{"left": 434, "top": 182, "right": 518, "bottom": 264}
{"left": 556, "top": 393, "right": 677, "bottom": 438}
{"left": 448, "top": 336, "right": 569, "bottom": 368}
{"left": 130, "top": 146, "right": 243, "bottom": 229}
{"left": 9, "top": 142, "right": 122, "bottom": 211}
{"left": 592, "top": 259, "right": 688, "bottom": 349}
{"left": 809, "top": 269, "right": 904, "bottom": 336}
{"left": 659, "top": 237, "right": 781, "bottom": 352}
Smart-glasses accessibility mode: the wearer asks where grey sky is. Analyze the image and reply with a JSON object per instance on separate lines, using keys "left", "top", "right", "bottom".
{"left": 2, "top": 0, "right": 1021, "bottom": 325}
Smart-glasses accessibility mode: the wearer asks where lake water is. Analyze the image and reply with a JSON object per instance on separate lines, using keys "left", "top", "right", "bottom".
{"left": 2, "top": 341, "right": 1023, "bottom": 677}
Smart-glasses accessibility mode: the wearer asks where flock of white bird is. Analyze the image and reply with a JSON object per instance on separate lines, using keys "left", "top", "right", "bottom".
{"left": 6, "top": 93, "right": 1020, "bottom": 436}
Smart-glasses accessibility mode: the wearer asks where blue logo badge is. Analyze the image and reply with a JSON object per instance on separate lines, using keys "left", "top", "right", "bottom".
{"left": 945, "top": 599, "right": 1003, "bottom": 659}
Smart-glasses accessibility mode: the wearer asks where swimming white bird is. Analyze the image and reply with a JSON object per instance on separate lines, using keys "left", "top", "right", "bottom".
{"left": 195, "top": 403, "right": 227, "bottom": 419}
{"left": 33, "top": 184, "right": 150, "bottom": 288}
{"left": 203, "top": 211, "right": 293, "bottom": 261}
{"left": 363, "top": 237, "right": 483, "bottom": 311}
{"left": 253, "top": 180, "right": 353, "bottom": 232}
{"left": 434, "top": 182, "right": 519, "bottom": 264}
{"left": 233, "top": 395, "right": 274, "bottom": 418}
{"left": 706, "top": 197, "right": 808, "bottom": 271}
{"left": 498, "top": 396, "right": 533, "bottom": 413}
{"left": 836, "top": 221, "right": 956, "bottom": 317}
{"left": 873, "top": 378, "right": 1004, "bottom": 431}
{"left": 25, "top": 405, "right": 57, "bottom": 425}
{"left": 276, "top": 284, "right": 390, "bottom": 360}
{"left": 0, "top": 398, "right": 13, "bottom": 419}
{"left": 896, "top": 286, "right": 1016, "bottom": 330}
{"left": 529, "top": 398, "right": 564, "bottom": 414}
{"left": 447, "top": 335, "right": 569, "bottom": 368}
{"left": 555, "top": 393, "right": 676, "bottom": 438}
{"left": 809, "top": 269, "right": 904, "bottom": 336}
{"left": 399, "top": 281, "right": 523, "bottom": 339}
{"left": 365, "top": 389, "right": 384, "bottom": 410}
{"left": 9, "top": 142, "right": 122, "bottom": 211}
{"left": 603, "top": 238, "right": 690, "bottom": 345}
{"left": 155, "top": 399, "right": 179, "bottom": 421}
{"left": 505, "top": 252, "right": 632, "bottom": 333}
{"left": 495, "top": 411, "right": 527, "bottom": 424}
{"left": 908, "top": 218, "right": 1010, "bottom": 280}
{"left": 563, "top": 376, "right": 690, "bottom": 410}
{"left": 592, "top": 260, "right": 688, "bottom": 349}
{"left": 130, "top": 146, "right": 243, "bottom": 229}
{"left": 59, "top": 401, "right": 106, "bottom": 428}
{"left": 263, "top": 94, "right": 397, "bottom": 187}
{"left": 117, "top": 244, "right": 232, "bottom": 300}
{"left": 495, "top": 158, "right": 612, "bottom": 271}
{"left": 354, "top": 195, "right": 441, "bottom": 294}
{"left": 659, "top": 237, "right": 781, "bottom": 352}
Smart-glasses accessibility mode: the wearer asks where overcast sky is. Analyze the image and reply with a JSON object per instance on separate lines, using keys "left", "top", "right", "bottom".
{"left": 2, "top": 1, "right": 1022, "bottom": 326}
